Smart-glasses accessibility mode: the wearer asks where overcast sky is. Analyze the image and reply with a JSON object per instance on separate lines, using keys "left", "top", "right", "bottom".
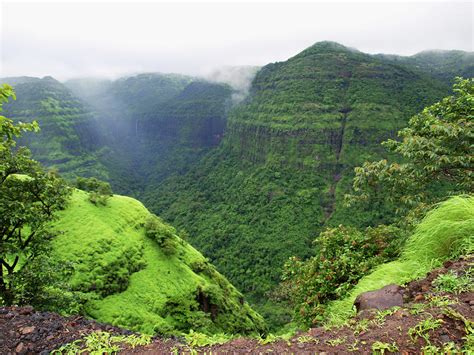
{"left": 1, "top": 0, "right": 472, "bottom": 80}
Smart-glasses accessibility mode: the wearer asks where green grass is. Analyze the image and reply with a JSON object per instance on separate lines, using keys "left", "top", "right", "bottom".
{"left": 50, "top": 189, "right": 266, "bottom": 335}
{"left": 325, "top": 196, "right": 474, "bottom": 325}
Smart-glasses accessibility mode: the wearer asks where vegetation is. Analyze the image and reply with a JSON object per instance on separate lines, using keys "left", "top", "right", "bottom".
{"left": 76, "top": 176, "right": 113, "bottom": 206}
{"left": 148, "top": 43, "right": 457, "bottom": 329}
{"left": 347, "top": 77, "right": 473, "bottom": 218}
{"left": 278, "top": 225, "right": 400, "bottom": 325}
{"left": 2, "top": 77, "right": 108, "bottom": 180}
{"left": 281, "top": 79, "right": 473, "bottom": 326}
{"left": 408, "top": 317, "right": 444, "bottom": 344}
{"left": 371, "top": 341, "right": 399, "bottom": 354}
{"left": 1, "top": 42, "right": 472, "bottom": 335}
{"left": 0, "top": 84, "right": 70, "bottom": 306}
{"left": 52, "top": 331, "right": 152, "bottom": 354}
{"left": 432, "top": 269, "right": 473, "bottom": 294}
{"left": 324, "top": 195, "right": 474, "bottom": 325}
{"left": 48, "top": 189, "right": 266, "bottom": 335}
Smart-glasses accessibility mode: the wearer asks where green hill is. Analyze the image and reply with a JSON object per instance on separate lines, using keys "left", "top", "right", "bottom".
{"left": 49, "top": 189, "right": 265, "bottom": 335}
{"left": 148, "top": 42, "right": 455, "bottom": 315}
{"left": 326, "top": 195, "right": 474, "bottom": 324}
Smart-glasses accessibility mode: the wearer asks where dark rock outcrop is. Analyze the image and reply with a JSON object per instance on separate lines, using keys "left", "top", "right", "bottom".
{"left": 354, "top": 284, "right": 404, "bottom": 312}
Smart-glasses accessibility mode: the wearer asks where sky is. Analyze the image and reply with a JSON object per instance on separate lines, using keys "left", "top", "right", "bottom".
{"left": 0, "top": 0, "right": 472, "bottom": 80}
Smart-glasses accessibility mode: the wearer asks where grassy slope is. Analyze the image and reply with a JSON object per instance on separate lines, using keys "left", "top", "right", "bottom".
{"left": 325, "top": 195, "right": 474, "bottom": 324}
{"left": 50, "top": 190, "right": 266, "bottom": 335}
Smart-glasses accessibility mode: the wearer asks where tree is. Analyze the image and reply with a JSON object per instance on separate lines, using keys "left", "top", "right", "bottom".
{"left": 0, "top": 84, "right": 71, "bottom": 305}
{"left": 347, "top": 77, "right": 473, "bottom": 218}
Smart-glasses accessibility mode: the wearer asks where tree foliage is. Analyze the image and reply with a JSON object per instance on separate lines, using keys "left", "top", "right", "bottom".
{"left": 76, "top": 176, "right": 113, "bottom": 206}
{"left": 347, "top": 77, "right": 473, "bottom": 217}
{"left": 278, "top": 224, "right": 400, "bottom": 326}
{"left": 0, "top": 84, "right": 71, "bottom": 305}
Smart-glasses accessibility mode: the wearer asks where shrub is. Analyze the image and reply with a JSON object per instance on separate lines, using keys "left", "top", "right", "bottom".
{"left": 76, "top": 177, "right": 113, "bottom": 206}
{"left": 280, "top": 224, "right": 401, "bottom": 326}
{"left": 144, "top": 214, "right": 177, "bottom": 255}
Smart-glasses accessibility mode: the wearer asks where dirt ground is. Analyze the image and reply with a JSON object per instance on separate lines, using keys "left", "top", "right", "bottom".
{"left": 1, "top": 256, "right": 472, "bottom": 354}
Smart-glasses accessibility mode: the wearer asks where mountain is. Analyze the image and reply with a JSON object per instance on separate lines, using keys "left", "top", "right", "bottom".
{"left": 147, "top": 42, "right": 459, "bottom": 321}
{"left": 65, "top": 74, "right": 234, "bottom": 195}
{"left": 376, "top": 49, "right": 474, "bottom": 84}
{"left": 1, "top": 76, "right": 108, "bottom": 179}
{"left": 49, "top": 189, "right": 266, "bottom": 335}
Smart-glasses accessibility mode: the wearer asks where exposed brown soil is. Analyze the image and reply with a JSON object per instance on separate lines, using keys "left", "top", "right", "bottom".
{"left": 1, "top": 257, "right": 472, "bottom": 354}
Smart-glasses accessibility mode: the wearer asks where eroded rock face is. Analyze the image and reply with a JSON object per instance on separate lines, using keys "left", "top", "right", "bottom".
{"left": 354, "top": 284, "right": 404, "bottom": 312}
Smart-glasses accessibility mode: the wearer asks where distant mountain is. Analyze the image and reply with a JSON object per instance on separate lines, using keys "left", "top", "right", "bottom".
{"left": 2, "top": 76, "right": 108, "bottom": 179}
{"left": 65, "top": 74, "right": 234, "bottom": 195}
{"left": 148, "top": 42, "right": 463, "bottom": 324}
{"left": 376, "top": 49, "right": 474, "bottom": 84}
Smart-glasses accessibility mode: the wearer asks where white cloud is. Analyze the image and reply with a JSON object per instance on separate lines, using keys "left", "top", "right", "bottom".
{"left": 1, "top": 1, "right": 472, "bottom": 79}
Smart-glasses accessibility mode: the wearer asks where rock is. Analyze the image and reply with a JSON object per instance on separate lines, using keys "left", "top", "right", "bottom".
{"left": 421, "top": 284, "right": 430, "bottom": 292}
{"left": 354, "top": 284, "right": 404, "bottom": 312}
{"left": 5, "top": 312, "right": 15, "bottom": 319}
{"left": 443, "top": 260, "right": 453, "bottom": 268}
{"left": 414, "top": 294, "right": 425, "bottom": 302}
{"left": 15, "top": 342, "right": 24, "bottom": 353}
{"left": 18, "top": 306, "right": 34, "bottom": 315}
{"left": 440, "top": 334, "right": 451, "bottom": 343}
{"left": 20, "top": 326, "right": 35, "bottom": 335}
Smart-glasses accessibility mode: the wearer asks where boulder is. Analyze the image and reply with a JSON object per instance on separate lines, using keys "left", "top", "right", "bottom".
{"left": 354, "top": 284, "right": 404, "bottom": 312}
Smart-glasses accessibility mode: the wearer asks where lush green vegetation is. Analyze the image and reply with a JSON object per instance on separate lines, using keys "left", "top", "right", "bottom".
{"left": 325, "top": 195, "right": 473, "bottom": 325}
{"left": 47, "top": 189, "right": 266, "bottom": 335}
{"left": 280, "top": 78, "right": 473, "bottom": 326}
{"left": 1, "top": 42, "right": 472, "bottom": 332}
{"left": 1, "top": 77, "right": 108, "bottom": 180}
{"left": 149, "top": 42, "right": 459, "bottom": 327}
{"left": 0, "top": 84, "right": 71, "bottom": 306}
{"left": 278, "top": 225, "right": 401, "bottom": 326}
{"left": 0, "top": 84, "right": 266, "bottom": 335}
{"left": 377, "top": 49, "right": 474, "bottom": 85}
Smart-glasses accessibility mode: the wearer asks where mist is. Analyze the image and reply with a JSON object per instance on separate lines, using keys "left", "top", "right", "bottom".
{"left": 1, "top": 1, "right": 472, "bottom": 81}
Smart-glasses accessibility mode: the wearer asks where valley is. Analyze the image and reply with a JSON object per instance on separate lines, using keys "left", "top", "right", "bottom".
{"left": 1, "top": 40, "right": 472, "bottom": 348}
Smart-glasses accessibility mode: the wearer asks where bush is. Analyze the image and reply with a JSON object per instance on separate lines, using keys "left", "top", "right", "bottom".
{"left": 280, "top": 224, "right": 401, "bottom": 326}
{"left": 10, "top": 254, "right": 89, "bottom": 315}
{"left": 76, "top": 177, "right": 113, "bottom": 206}
{"left": 144, "top": 214, "right": 177, "bottom": 255}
